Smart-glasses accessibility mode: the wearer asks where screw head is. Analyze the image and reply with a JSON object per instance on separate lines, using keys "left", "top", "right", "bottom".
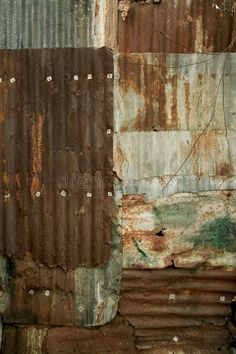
{"left": 29, "top": 289, "right": 35, "bottom": 295}
{"left": 108, "top": 192, "right": 112, "bottom": 197}
{"left": 87, "top": 192, "right": 92, "bottom": 198}
{"left": 74, "top": 75, "right": 79, "bottom": 80}
{"left": 169, "top": 293, "right": 176, "bottom": 300}
{"left": 107, "top": 73, "right": 113, "bottom": 79}
{"left": 87, "top": 74, "right": 92, "bottom": 80}
{"left": 173, "top": 336, "right": 179, "bottom": 342}
{"left": 47, "top": 76, "right": 52, "bottom": 82}
{"left": 79, "top": 306, "right": 84, "bottom": 312}
{"left": 220, "top": 296, "right": 225, "bottom": 302}
{"left": 10, "top": 77, "right": 16, "bottom": 83}
{"left": 35, "top": 191, "right": 41, "bottom": 198}
{"left": 106, "top": 129, "right": 112, "bottom": 134}
{"left": 45, "top": 290, "right": 50, "bottom": 296}
{"left": 60, "top": 190, "right": 67, "bottom": 197}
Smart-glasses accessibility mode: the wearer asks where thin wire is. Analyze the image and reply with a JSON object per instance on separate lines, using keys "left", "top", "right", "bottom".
{"left": 123, "top": 33, "right": 235, "bottom": 70}
{"left": 151, "top": 30, "right": 221, "bottom": 55}
{"left": 162, "top": 33, "right": 236, "bottom": 192}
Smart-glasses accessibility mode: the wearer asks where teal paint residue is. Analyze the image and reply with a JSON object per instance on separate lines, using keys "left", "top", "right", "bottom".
{"left": 132, "top": 238, "right": 148, "bottom": 258}
{"left": 193, "top": 215, "right": 236, "bottom": 251}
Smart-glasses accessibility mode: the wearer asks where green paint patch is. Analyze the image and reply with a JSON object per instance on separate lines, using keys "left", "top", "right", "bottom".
{"left": 153, "top": 202, "right": 196, "bottom": 228}
{"left": 193, "top": 215, "right": 236, "bottom": 251}
{"left": 132, "top": 238, "right": 148, "bottom": 258}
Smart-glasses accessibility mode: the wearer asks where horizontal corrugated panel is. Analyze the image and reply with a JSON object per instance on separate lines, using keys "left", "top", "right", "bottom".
{"left": 114, "top": 53, "right": 236, "bottom": 132}
{"left": 0, "top": 0, "right": 117, "bottom": 49}
{"left": 118, "top": 0, "right": 236, "bottom": 53}
{"left": 119, "top": 268, "right": 236, "bottom": 350}
{"left": 122, "top": 191, "right": 236, "bottom": 269}
{"left": 0, "top": 48, "right": 113, "bottom": 268}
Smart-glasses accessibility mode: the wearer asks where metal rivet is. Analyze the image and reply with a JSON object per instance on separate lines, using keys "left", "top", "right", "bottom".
{"left": 10, "top": 77, "right": 16, "bottom": 83}
{"left": 106, "top": 129, "right": 111, "bottom": 134}
{"left": 173, "top": 336, "right": 179, "bottom": 342}
{"left": 87, "top": 192, "right": 92, "bottom": 198}
{"left": 60, "top": 190, "right": 67, "bottom": 197}
{"left": 220, "top": 296, "right": 225, "bottom": 302}
{"left": 79, "top": 306, "right": 84, "bottom": 312}
{"left": 169, "top": 293, "right": 176, "bottom": 300}
{"left": 0, "top": 78, "right": 2, "bottom": 83}
{"left": 74, "top": 75, "right": 79, "bottom": 81}
{"left": 29, "top": 289, "right": 34, "bottom": 295}
{"left": 4, "top": 192, "right": 10, "bottom": 200}
{"left": 113, "top": 250, "right": 118, "bottom": 256}
{"left": 0, "top": 291, "right": 4, "bottom": 297}
{"left": 115, "top": 73, "right": 120, "bottom": 80}
{"left": 108, "top": 192, "right": 112, "bottom": 197}
{"left": 45, "top": 290, "right": 50, "bottom": 296}
{"left": 107, "top": 73, "right": 113, "bottom": 79}
{"left": 47, "top": 76, "right": 52, "bottom": 82}
{"left": 35, "top": 191, "right": 41, "bottom": 198}
{"left": 87, "top": 74, "right": 92, "bottom": 80}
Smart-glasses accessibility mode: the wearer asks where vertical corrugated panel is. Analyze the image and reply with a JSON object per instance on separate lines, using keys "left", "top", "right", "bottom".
{"left": 118, "top": 0, "right": 236, "bottom": 53}
{"left": 119, "top": 269, "right": 236, "bottom": 351}
{"left": 0, "top": 47, "right": 114, "bottom": 268}
{"left": 0, "top": 0, "right": 118, "bottom": 49}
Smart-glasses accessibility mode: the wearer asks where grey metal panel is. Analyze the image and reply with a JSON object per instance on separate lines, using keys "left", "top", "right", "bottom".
{"left": 0, "top": 0, "right": 117, "bottom": 49}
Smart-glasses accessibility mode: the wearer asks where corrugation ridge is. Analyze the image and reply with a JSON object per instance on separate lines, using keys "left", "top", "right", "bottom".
{"left": 0, "top": 48, "right": 113, "bottom": 268}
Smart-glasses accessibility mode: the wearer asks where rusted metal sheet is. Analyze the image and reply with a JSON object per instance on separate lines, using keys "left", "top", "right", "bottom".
{"left": 122, "top": 191, "right": 236, "bottom": 269}
{"left": 0, "top": 0, "right": 118, "bottom": 49}
{"left": 1, "top": 317, "right": 137, "bottom": 354}
{"left": 119, "top": 268, "right": 236, "bottom": 351}
{"left": 118, "top": 0, "right": 236, "bottom": 53}
{"left": 114, "top": 131, "right": 236, "bottom": 197}
{"left": 0, "top": 180, "right": 122, "bottom": 326}
{"left": 1, "top": 255, "right": 76, "bottom": 325}
{"left": 0, "top": 48, "right": 114, "bottom": 268}
{"left": 114, "top": 53, "right": 236, "bottom": 132}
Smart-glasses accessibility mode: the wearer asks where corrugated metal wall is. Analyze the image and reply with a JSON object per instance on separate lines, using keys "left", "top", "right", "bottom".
{"left": 0, "top": 0, "right": 236, "bottom": 353}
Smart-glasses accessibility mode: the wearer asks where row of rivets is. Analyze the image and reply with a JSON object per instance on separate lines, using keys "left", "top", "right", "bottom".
{"left": 4, "top": 191, "right": 113, "bottom": 199}
{"left": 168, "top": 293, "right": 226, "bottom": 302}
{"left": 28, "top": 289, "right": 50, "bottom": 296}
{"left": 0, "top": 73, "right": 113, "bottom": 84}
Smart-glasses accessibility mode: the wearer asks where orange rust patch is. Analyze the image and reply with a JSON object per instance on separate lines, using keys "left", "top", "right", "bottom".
{"left": 216, "top": 162, "right": 232, "bottom": 176}
{"left": 184, "top": 81, "right": 190, "bottom": 125}
{"left": 170, "top": 74, "right": 178, "bottom": 129}
{"left": 31, "top": 114, "right": 43, "bottom": 196}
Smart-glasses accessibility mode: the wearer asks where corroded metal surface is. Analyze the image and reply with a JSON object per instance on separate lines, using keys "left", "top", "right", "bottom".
{"left": 114, "top": 53, "right": 236, "bottom": 132}
{"left": 0, "top": 48, "right": 113, "bottom": 268}
{"left": 0, "top": 0, "right": 118, "bottom": 49}
{"left": 119, "top": 268, "right": 236, "bottom": 351}
{"left": 122, "top": 191, "right": 236, "bottom": 269}
{"left": 118, "top": 0, "right": 236, "bottom": 53}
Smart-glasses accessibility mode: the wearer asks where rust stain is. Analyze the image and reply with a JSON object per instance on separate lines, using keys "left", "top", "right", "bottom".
{"left": 0, "top": 111, "right": 4, "bottom": 124}
{"left": 216, "top": 162, "right": 233, "bottom": 176}
{"left": 170, "top": 74, "right": 178, "bottom": 129}
{"left": 30, "top": 114, "right": 43, "bottom": 197}
{"left": 184, "top": 81, "right": 190, "bottom": 126}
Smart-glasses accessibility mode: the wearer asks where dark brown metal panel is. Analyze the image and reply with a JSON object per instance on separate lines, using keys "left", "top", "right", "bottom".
{"left": 2, "top": 255, "right": 76, "bottom": 326}
{"left": 118, "top": 0, "right": 236, "bottom": 53}
{"left": 119, "top": 268, "right": 236, "bottom": 350}
{"left": 0, "top": 48, "right": 114, "bottom": 268}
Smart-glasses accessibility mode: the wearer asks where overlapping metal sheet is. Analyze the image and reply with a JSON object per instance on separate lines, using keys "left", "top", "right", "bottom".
{"left": 118, "top": 0, "right": 236, "bottom": 53}
{"left": 119, "top": 268, "right": 236, "bottom": 351}
{"left": 114, "top": 53, "right": 236, "bottom": 132}
{"left": 0, "top": 47, "right": 114, "bottom": 268}
{"left": 0, "top": 0, "right": 118, "bottom": 49}
{"left": 122, "top": 191, "right": 236, "bottom": 269}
